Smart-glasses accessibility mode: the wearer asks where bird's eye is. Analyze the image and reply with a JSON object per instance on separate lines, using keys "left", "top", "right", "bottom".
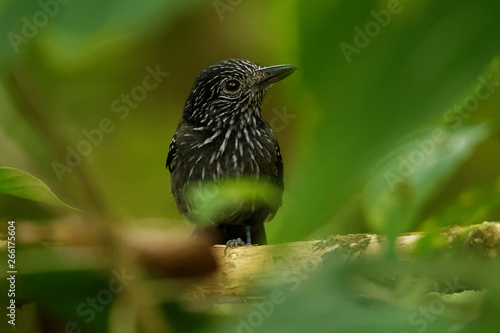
{"left": 225, "top": 79, "right": 241, "bottom": 92}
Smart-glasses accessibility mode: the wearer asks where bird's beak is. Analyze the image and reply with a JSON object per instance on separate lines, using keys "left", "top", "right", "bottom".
{"left": 256, "top": 64, "right": 297, "bottom": 89}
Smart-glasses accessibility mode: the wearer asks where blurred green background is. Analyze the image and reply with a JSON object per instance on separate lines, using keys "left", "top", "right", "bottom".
{"left": 1, "top": 0, "right": 500, "bottom": 332}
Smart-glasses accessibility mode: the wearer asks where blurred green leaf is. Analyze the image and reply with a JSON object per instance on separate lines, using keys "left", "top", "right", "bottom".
{"left": 215, "top": 257, "right": 500, "bottom": 333}
{"left": 363, "top": 124, "right": 489, "bottom": 238}
{"left": 0, "top": 0, "right": 203, "bottom": 72}
{"left": 271, "top": 0, "right": 500, "bottom": 242}
{"left": 13, "top": 247, "right": 111, "bottom": 333}
{"left": 187, "top": 178, "right": 282, "bottom": 226}
{"left": 0, "top": 166, "right": 78, "bottom": 210}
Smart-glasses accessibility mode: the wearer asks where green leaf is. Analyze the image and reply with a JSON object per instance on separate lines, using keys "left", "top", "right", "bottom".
{"left": 363, "top": 124, "right": 490, "bottom": 238}
{"left": 269, "top": 0, "right": 500, "bottom": 242}
{"left": 186, "top": 178, "right": 282, "bottom": 227}
{"left": 0, "top": 166, "right": 79, "bottom": 210}
{"left": 0, "top": 247, "right": 111, "bottom": 333}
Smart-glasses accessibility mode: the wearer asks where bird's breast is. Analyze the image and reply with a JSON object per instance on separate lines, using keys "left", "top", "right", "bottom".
{"left": 179, "top": 126, "right": 278, "bottom": 183}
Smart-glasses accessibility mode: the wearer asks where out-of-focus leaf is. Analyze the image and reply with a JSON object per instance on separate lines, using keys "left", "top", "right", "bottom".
{"left": 270, "top": 0, "right": 500, "bottom": 242}
{"left": 3, "top": 247, "right": 112, "bottom": 333}
{"left": 214, "top": 257, "right": 500, "bottom": 333}
{"left": 0, "top": 166, "right": 78, "bottom": 210}
{"left": 363, "top": 124, "right": 489, "bottom": 238}
{"left": 0, "top": 0, "right": 204, "bottom": 71}
{"left": 186, "top": 179, "right": 282, "bottom": 226}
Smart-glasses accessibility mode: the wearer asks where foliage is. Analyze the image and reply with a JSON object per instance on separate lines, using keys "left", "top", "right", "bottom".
{"left": 0, "top": 167, "right": 77, "bottom": 210}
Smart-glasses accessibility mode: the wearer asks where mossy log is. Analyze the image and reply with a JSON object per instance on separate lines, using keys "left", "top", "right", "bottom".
{"left": 2, "top": 221, "right": 499, "bottom": 300}
{"left": 188, "top": 222, "right": 500, "bottom": 299}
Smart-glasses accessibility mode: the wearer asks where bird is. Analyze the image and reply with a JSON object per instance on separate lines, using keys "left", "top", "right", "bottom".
{"left": 166, "top": 59, "right": 296, "bottom": 251}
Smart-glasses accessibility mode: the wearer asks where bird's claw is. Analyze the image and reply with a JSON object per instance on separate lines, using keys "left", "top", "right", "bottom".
{"left": 224, "top": 238, "right": 245, "bottom": 255}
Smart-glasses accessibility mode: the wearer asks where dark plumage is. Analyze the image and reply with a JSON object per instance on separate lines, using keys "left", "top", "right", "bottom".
{"left": 167, "top": 59, "right": 296, "bottom": 247}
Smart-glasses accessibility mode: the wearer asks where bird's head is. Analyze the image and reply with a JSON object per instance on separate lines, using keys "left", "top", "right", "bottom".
{"left": 183, "top": 59, "right": 296, "bottom": 129}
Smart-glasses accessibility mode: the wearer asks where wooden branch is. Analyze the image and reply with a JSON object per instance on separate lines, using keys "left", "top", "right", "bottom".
{"left": 3, "top": 220, "right": 499, "bottom": 301}
{"left": 188, "top": 222, "right": 500, "bottom": 299}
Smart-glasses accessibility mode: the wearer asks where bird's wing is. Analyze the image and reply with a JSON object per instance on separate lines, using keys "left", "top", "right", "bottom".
{"left": 275, "top": 142, "right": 284, "bottom": 192}
{"left": 265, "top": 141, "right": 284, "bottom": 222}
{"left": 166, "top": 132, "right": 178, "bottom": 172}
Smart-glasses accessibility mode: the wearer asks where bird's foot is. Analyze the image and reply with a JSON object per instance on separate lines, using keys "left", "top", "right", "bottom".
{"left": 224, "top": 238, "right": 245, "bottom": 255}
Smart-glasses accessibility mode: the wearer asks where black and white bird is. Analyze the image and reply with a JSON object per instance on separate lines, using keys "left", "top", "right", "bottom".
{"left": 166, "top": 59, "right": 296, "bottom": 250}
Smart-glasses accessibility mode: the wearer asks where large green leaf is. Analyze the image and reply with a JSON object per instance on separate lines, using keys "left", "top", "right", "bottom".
{"left": 269, "top": 0, "right": 500, "bottom": 242}
{"left": 363, "top": 124, "right": 490, "bottom": 238}
{"left": 215, "top": 257, "right": 500, "bottom": 333}
{"left": 0, "top": 166, "right": 78, "bottom": 210}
